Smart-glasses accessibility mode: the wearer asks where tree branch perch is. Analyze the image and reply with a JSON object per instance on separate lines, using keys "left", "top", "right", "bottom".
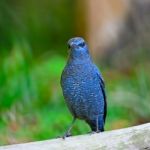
{"left": 0, "top": 123, "right": 150, "bottom": 150}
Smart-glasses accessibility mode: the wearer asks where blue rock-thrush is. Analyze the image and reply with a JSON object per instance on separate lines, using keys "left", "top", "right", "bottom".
{"left": 61, "top": 37, "right": 107, "bottom": 137}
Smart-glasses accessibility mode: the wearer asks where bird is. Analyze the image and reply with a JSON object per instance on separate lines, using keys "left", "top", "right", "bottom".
{"left": 60, "top": 37, "right": 107, "bottom": 138}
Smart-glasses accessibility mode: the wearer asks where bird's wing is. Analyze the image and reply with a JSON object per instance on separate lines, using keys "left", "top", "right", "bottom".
{"left": 93, "top": 65, "right": 107, "bottom": 123}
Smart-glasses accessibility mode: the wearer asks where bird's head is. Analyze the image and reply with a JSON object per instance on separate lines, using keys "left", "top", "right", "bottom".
{"left": 67, "top": 37, "right": 90, "bottom": 60}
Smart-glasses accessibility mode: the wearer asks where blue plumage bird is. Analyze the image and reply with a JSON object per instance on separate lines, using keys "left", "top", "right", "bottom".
{"left": 61, "top": 37, "right": 107, "bottom": 137}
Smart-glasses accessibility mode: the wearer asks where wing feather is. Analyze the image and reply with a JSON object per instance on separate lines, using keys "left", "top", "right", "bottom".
{"left": 93, "top": 65, "right": 107, "bottom": 123}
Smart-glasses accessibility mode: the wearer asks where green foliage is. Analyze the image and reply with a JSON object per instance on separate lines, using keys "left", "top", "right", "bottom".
{"left": 0, "top": 0, "right": 74, "bottom": 54}
{"left": 107, "top": 67, "right": 150, "bottom": 121}
{"left": 0, "top": 40, "right": 66, "bottom": 111}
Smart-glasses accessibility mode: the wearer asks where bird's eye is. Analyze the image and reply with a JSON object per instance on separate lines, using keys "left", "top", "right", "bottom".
{"left": 78, "top": 42, "right": 85, "bottom": 47}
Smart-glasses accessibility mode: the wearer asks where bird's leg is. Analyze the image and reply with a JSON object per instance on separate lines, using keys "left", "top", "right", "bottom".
{"left": 96, "top": 116, "right": 100, "bottom": 133}
{"left": 88, "top": 117, "right": 100, "bottom": 135}
{"left": 62, "top": 117, "right": 76, "bottom": 139}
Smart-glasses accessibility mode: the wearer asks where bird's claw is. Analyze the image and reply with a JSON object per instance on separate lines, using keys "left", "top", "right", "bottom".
{"left": 88, "top": 130, "right": 100, "bottom": 135}
{"left": 62, "top": 132, "right": 72, "bottom": 139}
{"left": 96, "top": 130, "right": 100, "bottom": 133}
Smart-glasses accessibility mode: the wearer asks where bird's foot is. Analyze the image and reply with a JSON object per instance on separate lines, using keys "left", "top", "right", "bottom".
{"left": 96, "top": 130, "right": 101, "bottom": 133}
{"left": 88, "top": 131, "right": 97, "bottom": 135}
{"left": 88, "top": 131, "right": 96, "bottom": 135}
{"left": 88, "top": 130, "right": 101, "bottom": 135}
{"left": 62, "top": 132, "right": 72, "bottom": 139}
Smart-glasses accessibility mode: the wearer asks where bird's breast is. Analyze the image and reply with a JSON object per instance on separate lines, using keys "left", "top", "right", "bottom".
{"left": 61, "top": 63, "right": 104, "bottom": 119}
{"left": 61, "top": 64, "right": 94, "bottom": 90}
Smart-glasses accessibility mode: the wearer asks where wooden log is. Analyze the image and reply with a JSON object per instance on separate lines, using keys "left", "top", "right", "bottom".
{"left": 0, "top": 123, "right": 150, "bottom": 150}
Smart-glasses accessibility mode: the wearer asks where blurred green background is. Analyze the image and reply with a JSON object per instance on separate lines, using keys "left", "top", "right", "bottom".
{"left": 0, "top": 0, "right": 150, "bottom": 146}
